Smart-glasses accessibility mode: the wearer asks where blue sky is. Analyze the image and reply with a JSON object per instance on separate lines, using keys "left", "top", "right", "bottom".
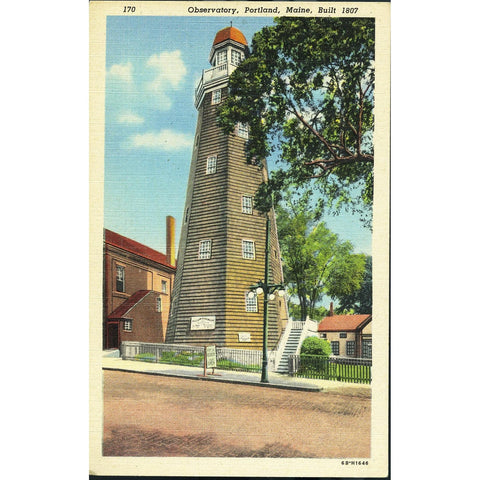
{"left": 104, "top": 15, "right": 371, "bottom": 257}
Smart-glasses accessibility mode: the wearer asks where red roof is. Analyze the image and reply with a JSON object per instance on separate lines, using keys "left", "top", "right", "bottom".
{"left": 104, "top": 229, "right": 175, "bottom": 269}
{"left": 318, "top": 314, "right": 372, "bottom": 332}
{"left": 108, "top": 290, "right": 151, "bottom": 319}
{"left": 213, "top": 27, "right": 247, "bottom": 46}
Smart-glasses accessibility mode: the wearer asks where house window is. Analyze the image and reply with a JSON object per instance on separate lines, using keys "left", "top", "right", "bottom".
{"left": 116, "top": 265, "right": 125, "bottom": 292}
{"left": 236, "top": 122, "right": 249, "bottom": 139}
{"left": 123, "top": 319, "right": 132, "bottom": 332}
{"left": 242, "top": 240, "right": 255, "bottom": 259}
{"left": 245, "top": 292, "right": 258, "bottom": 312}
{"left": 241, "top": 195, "right": 253, "bottom": 214}
{"left": 339, "top": 332, "right": 347, "bottom": 339}
{"left": 331, "top": 341, "right": 339, "bottom": 356}
{"left": 206, "top": 155, "right": 217, "bottom": 174}
{"left": 216, "top": 50, "right": 227, "bottom": 65}
{"left": 362, "top": 339, "right": 372, "bottom": 359}
{"left": 212, "top": 89, "right": 221, "bottom": 105}
{"left": 320, "top": 333, "right": 327, "bottom": 339}
{"left": 156, "top": 296, "right": 162, "bottom": 313}
{"left": 231, "top": 49, "right": 242, "bottom": 66}
{"left": 346, "top": 341, "right": 356, "bottom": 356}
{"left": 198, "top": 240, "right": 212, "bottom": 259}
{"left": 161, "top": 280, "right": 167, "bottom": 294}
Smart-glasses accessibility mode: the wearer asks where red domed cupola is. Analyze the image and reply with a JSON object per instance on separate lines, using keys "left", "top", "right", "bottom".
{"left": 213, "top": 26, "right": 248, "bottom": 46}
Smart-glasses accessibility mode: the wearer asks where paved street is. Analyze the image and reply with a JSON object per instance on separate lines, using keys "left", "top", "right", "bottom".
{"left": 103, "top": 370, "right": 371, "bottom": 458}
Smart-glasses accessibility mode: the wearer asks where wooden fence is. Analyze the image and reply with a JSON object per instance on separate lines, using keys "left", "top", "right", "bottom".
{"left": 289, "top": 354, "right": 372, "bottom": 384}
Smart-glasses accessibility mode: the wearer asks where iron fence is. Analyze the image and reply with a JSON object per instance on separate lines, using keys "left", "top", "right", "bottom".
{"left": 289, "top": 354, "right": 372, "bottom": 384}
{"left": 120, "top": 342, "right": 262, "bottom": 373}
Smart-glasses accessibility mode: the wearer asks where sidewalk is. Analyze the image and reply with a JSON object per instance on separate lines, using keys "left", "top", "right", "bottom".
{"left": 102, "top": 356, "right": 371, "bottom": 396}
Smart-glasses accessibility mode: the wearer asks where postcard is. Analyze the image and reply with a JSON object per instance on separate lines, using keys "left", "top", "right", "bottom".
{"left": 90, "top": 1, "right": 390, "bottom": 477}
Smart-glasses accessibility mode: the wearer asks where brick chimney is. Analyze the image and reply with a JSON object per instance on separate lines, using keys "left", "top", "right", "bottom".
{"left": 328, "top": 302, "right": 334, "bottom": 316}
{"left": 166, "top": 216, "right": 175, "bottom": 266}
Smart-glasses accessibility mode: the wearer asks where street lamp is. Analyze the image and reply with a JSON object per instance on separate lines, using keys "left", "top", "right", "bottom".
{"left": 248, "top": 211, "right": 286, "bottom": 383}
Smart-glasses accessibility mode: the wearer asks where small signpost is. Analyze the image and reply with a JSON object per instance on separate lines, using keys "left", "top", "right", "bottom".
{"left": 198, "top": 345, "right": 221, "bottom": 377}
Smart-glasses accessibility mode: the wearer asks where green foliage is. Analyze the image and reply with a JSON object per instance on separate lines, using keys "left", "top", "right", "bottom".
{"left": 276, "top": 199, "right": 367, "bottom": 321}
{"left": 300, "top": 336, "right": 332, "bottom": 357}
{"left": 337, "top": 255, "right": 372, "bottom": 313}
{"left": 135, "top": 353, "right": 156, "bottom": 362}
{"left": 218, "top": 17, "right": 375, "bottom": 227}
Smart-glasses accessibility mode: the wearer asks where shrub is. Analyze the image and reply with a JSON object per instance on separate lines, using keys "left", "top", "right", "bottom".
{"left": 300, "top": 336, "right": 332, "bottom": 357}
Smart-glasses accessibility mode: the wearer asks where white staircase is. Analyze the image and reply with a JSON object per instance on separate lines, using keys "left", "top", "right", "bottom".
{"left": 275, "top": 323, "right": 303, "bottom": 373}
{"left": 274, "top": 317, "right": 319, "bottom": 374}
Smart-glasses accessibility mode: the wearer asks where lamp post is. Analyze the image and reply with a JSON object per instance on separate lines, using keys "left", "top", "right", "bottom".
{"left": 247, "top": 213, "right": 285, "bottom": 383}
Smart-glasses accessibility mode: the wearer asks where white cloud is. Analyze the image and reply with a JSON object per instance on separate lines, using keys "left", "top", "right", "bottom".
{"left": 130, "top": 129, "right": 192, "bottom": 151}
{"left": 117, "top": 112, "right": 144, "bottom": 124}
{"left": 107, "top": 62, "right": 133, "bottom": 83}
{"left": 147, "top": 50, "right": 187, "bottom": 90}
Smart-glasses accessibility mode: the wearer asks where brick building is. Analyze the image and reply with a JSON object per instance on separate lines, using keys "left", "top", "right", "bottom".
{"left": 103, "top": 218, "right": 176, "bottom": 349}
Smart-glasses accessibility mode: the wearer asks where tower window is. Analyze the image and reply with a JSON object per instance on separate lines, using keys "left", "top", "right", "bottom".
{"left": 231, "top": 50, "right": 243, "bottom": 66}
{"left": 242, "top": 240, "right": 255, "bottom": 260}
{"left": 236, "top": 123, "right": 249, "bottom": 139}
{"left": 212, "top": 89, "right": 221, "bottom": 105}
{"left": 245, "top": 292, "right": 258, "bottom": 313}
{"left": 198, "top": 240, "right": 212, "bottom": 259}
{"left": 241, "top": 195, "right": 253, "bottom": 214}
{"left": 116, "top": 265, "right": 125, "bottom": 293}
{"left": 206, "top": 155, "right": 217, "bottom": 175}
{"left": 156, "top": 296, "right": 162, "bottom": 313}
{"left": 216, "top": 50, "right": 227, "bottom": 65}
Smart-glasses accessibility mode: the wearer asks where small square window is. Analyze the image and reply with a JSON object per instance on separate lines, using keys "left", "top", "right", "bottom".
{"left": 116, "top": 265, "right": 125, "bottom": 293}
{"left": 216, "top": 50, "right": 227, "bottom": 65}
{"left": 212, "top": 89, "right": 221, "bottom": 105}
{"left": 236, "top": 123, "right": 249, "bottom": 139}
{"left": 123, "top": 319, "right": 132, "bottom": 332}
{"left": 245, "top": 292, "right": 258, "bottom": 312}
{"left": 206, "top": 155, "right": 217, "bottom": 175}
{"left": 156, "top": 296, "right": 162, "bottom": 313}
{"left": 320, "top": 333, "right": 327, "bottom": 339}
{"left": 242, "top": 240, "right": 255, "bottom": 259}
{"left": 331, "top": 341, "right": 339, "bottom": 356}
{"left": 241, "top": 195, "right": 253, "bottom": 214}
{"left": 339, "top": 332, "right": 347, "bottom": 339}
{"left": 161, "top": 280, "right": 167, "bottom": 294}
{"left": 198, "top": 240, "right": 212, "bottom": 259}
{"left": 346, "top": 341, "right": 356, "bottom": 356}
{"left": 231, "top": 50, "right": 243, "bottom": 66}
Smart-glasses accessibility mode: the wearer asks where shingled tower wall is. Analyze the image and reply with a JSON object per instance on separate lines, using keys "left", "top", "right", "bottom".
{"left": 166, "top": 27, "right": 288, "bottom": 349}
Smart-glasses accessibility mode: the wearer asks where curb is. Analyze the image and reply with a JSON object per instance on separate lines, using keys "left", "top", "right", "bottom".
{"left": 102, "top": 367, "right": 322, "bottom": 392}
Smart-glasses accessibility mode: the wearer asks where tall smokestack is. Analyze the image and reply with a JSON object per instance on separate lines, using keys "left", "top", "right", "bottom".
{"left": 166, "top": 216, "right": 175, "bottom": 266}
{"left": 329, "top": 302, "right": 334, "bottom": 316}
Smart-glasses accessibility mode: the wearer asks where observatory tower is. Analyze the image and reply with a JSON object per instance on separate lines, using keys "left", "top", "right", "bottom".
{"left": 166, "top": 27, "right": 288, "bottom": 349}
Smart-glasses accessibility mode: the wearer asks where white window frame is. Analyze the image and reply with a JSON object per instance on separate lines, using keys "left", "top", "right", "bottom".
{"left": 241, "top": 195, "right": 253, "bottom": 214}
{"left": 206, "top": 155, "right": 217, "bottom": 175}
{"left": 236, "top": 122, "right": 249, "bottom": 139}
{"left": 245, "top": 292, "right": 258, "bottom": 313}
{"left": 156, "top": 296, "right": 162, "bottom": 313}
{"left": 216, "top": 50, "right": 227, "bottom": 65}
{"left": 242, "top": 239, "right": 255, "bottom": 260}
{"left": 198, "top": 240, "right": 212, "bottom": 260}
{"left": 231, "top": 49, "right": 243, "bottom": 66}
{"left": 123, "top": 319, "right": 132, "bottom": 332}
{"left": 116, "top": 264, "right": 125, "bottom": 293}
{"left": 212, "top": 89, "right": 222, "bottom": 105}
{"left": 161, "top": 280, "right": 167, "bottom": 294}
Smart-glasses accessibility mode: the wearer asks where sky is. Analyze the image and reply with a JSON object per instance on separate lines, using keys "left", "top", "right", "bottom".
{"left": 104, "top": 15, "right": 371, "bottom": 257}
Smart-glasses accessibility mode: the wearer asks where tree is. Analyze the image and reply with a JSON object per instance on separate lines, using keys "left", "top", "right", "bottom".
{"left": 276, "top": 201, "right": 367, "bottom": 321}
{"left": 337, "top": 255, "right": 372, "bottom": 313}
{"left": 300, "top": 336, "right": 331, "bottom": 357}
{"left": 218, "top": 17, "right": 375, "bottom": 226}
